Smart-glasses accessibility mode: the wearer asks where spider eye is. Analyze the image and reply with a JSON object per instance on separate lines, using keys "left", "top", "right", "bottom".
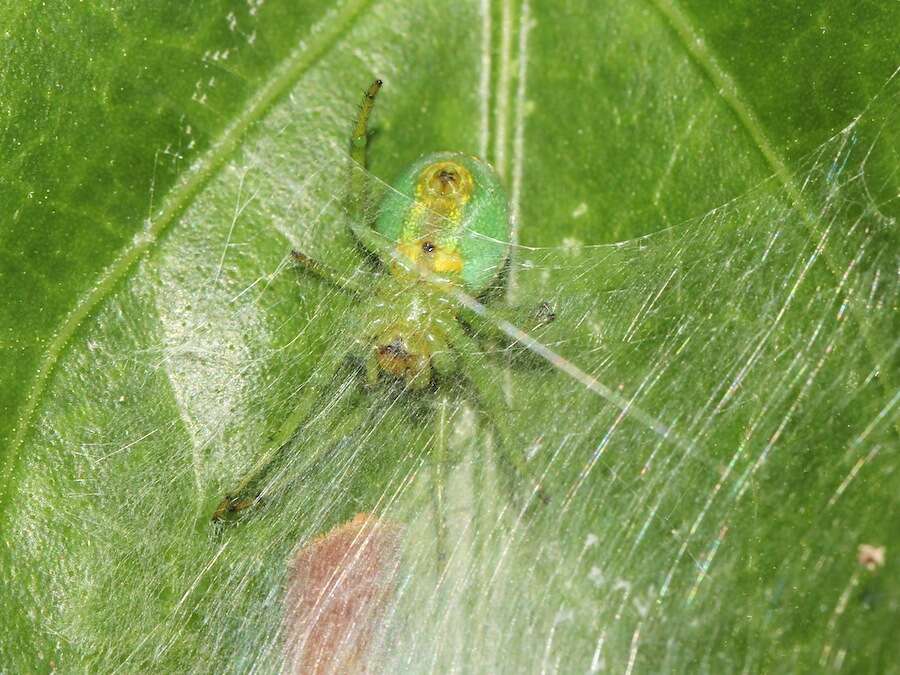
{"left": 422, "top": 241, "right": 436, "bottom": 254}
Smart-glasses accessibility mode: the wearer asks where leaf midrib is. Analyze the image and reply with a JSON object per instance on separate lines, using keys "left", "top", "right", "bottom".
{"left": 0, "top": 0, "right": 373, "bottom": 515}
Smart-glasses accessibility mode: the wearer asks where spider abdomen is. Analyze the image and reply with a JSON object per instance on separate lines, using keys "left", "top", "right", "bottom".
{"left": 375, "top": 152, "right": 510, "bottom": 295}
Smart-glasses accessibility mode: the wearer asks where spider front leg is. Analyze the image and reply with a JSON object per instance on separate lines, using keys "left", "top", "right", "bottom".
{"left": 344, "top": 79, "right": 426, "bottom": 276}
{"left": 347, "top": 79, "right": 392, "bottom": 259}
{"left": 290, "top": 250, "right": 366, "bottom": 295}
{"left": 350, "top": 79, "right": 381, "bottom": 183}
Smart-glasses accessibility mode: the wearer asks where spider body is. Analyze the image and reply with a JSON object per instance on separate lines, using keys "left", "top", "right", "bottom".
{"left": 359, "top": 151, "right": 509, "bottom": 390}
{"left": 212, "top": 80, "right": 549, "bottom": 523}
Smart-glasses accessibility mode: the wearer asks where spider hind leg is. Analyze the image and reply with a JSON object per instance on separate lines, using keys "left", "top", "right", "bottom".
{"left": 446, "top": 322, "right": 550, "bottom": 509}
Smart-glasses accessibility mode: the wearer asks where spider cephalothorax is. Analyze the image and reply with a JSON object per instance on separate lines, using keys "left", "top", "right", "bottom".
{"left": 364, "top": 278, "right": 456, "bottom": 390}
{"left": 370, "top": 326, "right": 442, "bottom": 389}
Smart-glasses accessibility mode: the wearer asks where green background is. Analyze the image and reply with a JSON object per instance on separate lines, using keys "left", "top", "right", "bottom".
{"left": 1, "top": 0, "right": 897, "bottom": 671}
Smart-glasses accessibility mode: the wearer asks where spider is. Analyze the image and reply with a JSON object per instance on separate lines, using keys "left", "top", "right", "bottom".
{"left": 212, "top": 80, "right": 553, "bottom": 524}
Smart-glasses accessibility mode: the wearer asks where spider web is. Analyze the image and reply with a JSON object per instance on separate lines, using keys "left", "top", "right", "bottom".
{"left": 3, "top": 31, "right": 897, "bottom": 675}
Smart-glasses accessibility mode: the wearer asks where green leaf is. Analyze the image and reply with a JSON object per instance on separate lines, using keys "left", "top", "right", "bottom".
{"left": 2, "top": 0, "right": 897, "bottom": 671}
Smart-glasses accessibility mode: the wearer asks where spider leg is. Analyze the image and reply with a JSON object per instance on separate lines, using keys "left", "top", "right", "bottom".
{"left": 291, "top": 249, "right": 367, "bottom": 295}
{"left": 348, "top": 79, "right": 385, "bottom": 257}
{"left": 211, "top": 347, "right": 353, "bottom": 522}
{"left": 459, "top": 300, "right": 558, "bottom": 370}
{"left": 348, "top": 221, "right": 399, "bottom": 267}
{"left": 430, "top": 396, "right": 451, "bottom": 570}
{"left": 350, "top": 79, "right": 382, "bottom": 188}
{"left": 445, "top": 323, "right": 549, "bottom": 508}
{"left": 347, "top": 80, "right": 440, "bottom": 278}
{"left": 462, "top": 300, "right": 556, "bottom": 341}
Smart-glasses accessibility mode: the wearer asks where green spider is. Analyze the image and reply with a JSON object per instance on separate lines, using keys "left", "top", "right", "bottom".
{"left": 212, "top": 80, "right": 552, "bottom": 523}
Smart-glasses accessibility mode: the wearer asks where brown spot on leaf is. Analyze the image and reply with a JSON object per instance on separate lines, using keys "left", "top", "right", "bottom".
{"left": 283, "top": 513, "right": 404, "bottom": 674}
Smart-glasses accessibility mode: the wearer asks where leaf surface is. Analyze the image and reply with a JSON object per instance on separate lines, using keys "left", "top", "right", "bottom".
{"left": 2, "top": 1, "right": 897, "bottom": 671}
